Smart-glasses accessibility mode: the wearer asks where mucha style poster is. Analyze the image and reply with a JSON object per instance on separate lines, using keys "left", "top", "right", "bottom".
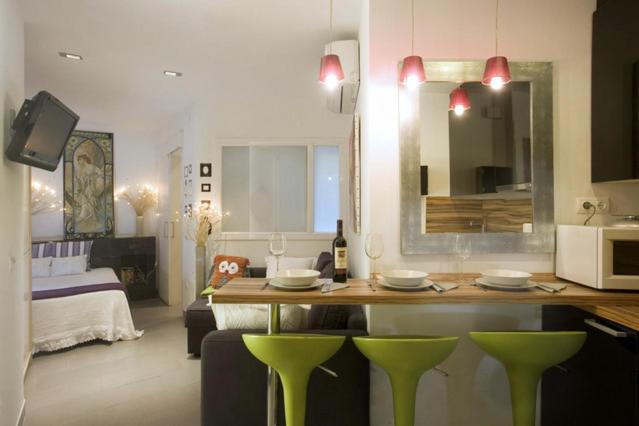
{"left": 63, "top": 131, "right": 114, "bottom": 239}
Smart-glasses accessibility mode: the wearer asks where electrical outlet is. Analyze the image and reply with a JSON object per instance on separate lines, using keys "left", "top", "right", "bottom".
{"left": 576, "top": 197, "right": 610, "bottom": 214}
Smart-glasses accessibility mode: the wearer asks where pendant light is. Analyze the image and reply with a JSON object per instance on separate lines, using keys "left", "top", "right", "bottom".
{"left": 449, "top": 86, "right": 471, "bottom": 116}
{"left": 318, "top": 0, "right": 344, "bottom": 90}
{"left": 482, "top": 0, "right": 511, "bottom": 90}
{"left": 399, "top": 0, "right": 425, "bottom": 88}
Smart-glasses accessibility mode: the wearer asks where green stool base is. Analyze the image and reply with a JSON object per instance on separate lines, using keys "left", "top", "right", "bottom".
{"left": 242, "top": 333, "right": 345, "bottom": 426}
{"left": 470, "top": 331, "right": 586, "bottom": 426}
{"left": 354, "top": 336, "right": 459, "bottom": 426}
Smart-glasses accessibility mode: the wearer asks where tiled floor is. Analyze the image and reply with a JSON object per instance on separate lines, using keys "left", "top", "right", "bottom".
{"left": 24, "top": 299, "right": 200, "bottom": 426}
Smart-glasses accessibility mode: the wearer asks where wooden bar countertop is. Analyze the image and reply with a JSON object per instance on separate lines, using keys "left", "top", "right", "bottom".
{"left": 211, "top": 274, "right": 639, "bottom": 308}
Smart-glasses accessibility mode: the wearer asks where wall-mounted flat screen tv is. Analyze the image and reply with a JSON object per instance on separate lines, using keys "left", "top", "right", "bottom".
{"left": 5, "top": 91, "right": 79, "bottom": 171}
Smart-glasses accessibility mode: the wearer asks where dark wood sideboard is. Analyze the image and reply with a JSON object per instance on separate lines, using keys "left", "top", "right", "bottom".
{"left": 91, "top": 237, "right": 157, "bottom": 301}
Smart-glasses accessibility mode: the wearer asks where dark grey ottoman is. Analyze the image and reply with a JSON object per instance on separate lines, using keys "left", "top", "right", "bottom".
{"left": 185, "top": 298, "right": 216, "bottom": 356}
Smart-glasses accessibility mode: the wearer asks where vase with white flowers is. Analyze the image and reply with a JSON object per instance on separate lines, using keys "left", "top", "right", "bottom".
{"left": 184, "top": 203, "right": 224, "bottom": 294}
{"left": 114, "top": 184, "right": 159, "bottom": 236}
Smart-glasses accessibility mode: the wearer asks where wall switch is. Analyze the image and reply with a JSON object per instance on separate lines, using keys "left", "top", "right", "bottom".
{"left": 576, "top": 197, "right": 610, "bottom": 214}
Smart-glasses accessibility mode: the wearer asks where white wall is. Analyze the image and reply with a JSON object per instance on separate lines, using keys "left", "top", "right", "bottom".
{"left": 0, "top": 0, "right": 29, "bottom": 424}
{"left": 31, "top": 122, "right": 159, "bottom": 239}
{"left": 354, "top": 0, "right": 639, "bottom": 425}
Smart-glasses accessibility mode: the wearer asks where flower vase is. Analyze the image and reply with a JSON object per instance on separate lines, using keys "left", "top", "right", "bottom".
{"left": 195, "top": 245, "right": 207, "bottom": 294}
{"left": 135, "top": 216, "right": 144, "bottom": 236}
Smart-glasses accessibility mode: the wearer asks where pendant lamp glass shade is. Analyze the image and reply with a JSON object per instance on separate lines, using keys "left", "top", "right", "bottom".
{"left": 400, "top": 55, "right": 426, "bottom": 88}
{"left": 449, "top": 87, "right": 471, "bottom": 116}
{"left": 319, "top": 54, "right": 345, "bottom": 89}
{"left": 482, "top": 56, "right": 511, "bottom": 90}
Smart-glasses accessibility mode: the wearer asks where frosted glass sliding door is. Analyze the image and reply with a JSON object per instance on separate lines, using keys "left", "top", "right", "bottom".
{"left": 222, "top": 146, "right": 307, "bottom": 232}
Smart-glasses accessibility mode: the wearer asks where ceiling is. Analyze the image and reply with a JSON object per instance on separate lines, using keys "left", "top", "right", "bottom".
{"left": 23, "top": 0, "right": 362, "bottom": 133}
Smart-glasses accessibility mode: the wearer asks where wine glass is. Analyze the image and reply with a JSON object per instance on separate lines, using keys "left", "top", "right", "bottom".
{"left": 454, "top": 234, "right": 472, "bottom": 284}
{"left": 365, "top": 233, "right": 384, "bottom": 290}
{"left": 268, "top": 232, "right": 287, "bottom": 275}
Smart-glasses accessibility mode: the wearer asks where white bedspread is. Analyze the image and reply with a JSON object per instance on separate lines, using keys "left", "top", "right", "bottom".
{"left": 32, "top": 268, "right": 144, "bottom": 353}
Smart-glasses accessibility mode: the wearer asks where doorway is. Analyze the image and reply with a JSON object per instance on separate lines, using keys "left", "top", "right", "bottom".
{"left": 158, "top": 147, "right": 183, "bottom": 307}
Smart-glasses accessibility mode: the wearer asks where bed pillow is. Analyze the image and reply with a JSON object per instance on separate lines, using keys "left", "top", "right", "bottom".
{"left": 210, "top": 304, "right": 306, "bottom": 330}
{"left": 32, "top": 242, "right": 53, "bottom": 259}
{"left": 32, "top": 257, "right": 52, "bottom": 278}
{"left": 52, "top": 241, "right": 94, "bottom": 271}
{"left": 265, "top": 256, "right": 318, "bottom": 278}
{"left": 51, "top": 255, "right": 88, "bottom": 277}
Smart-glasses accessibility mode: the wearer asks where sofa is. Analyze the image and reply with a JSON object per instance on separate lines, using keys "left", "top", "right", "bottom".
{"left": 192, "top": 262, "right": 370, "bottom": 426}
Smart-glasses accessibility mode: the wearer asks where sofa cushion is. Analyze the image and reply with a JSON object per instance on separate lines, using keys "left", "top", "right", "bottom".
{"left": 185, "top": 298, "right": 217, "bottom": 328}
{"left": 265, "top": 256, "right": 317, "bottom": 278}
{"left": 308, "top": 305, "right": 352, "bottom": 329}
{"left": 211, "top": 303, "right": 306, "bottom": 330}
{"left": 315, "top": 251, "right": 333, "bottom": 277}
{"left": 210, "top": 254, "right": 250, "bottom": 288}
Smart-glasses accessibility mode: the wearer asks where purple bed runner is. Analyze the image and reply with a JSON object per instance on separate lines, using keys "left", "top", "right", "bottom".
{"left": 33, "top": 282, "right": 128, "bottom": 301}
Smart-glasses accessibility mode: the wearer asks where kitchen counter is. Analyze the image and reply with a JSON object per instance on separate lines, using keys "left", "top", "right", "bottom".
{"left": 212, "top": 274, "right": 639, "bottom": 307}
{"left": 578, "top": 305, "right": 639, "bottom": 331}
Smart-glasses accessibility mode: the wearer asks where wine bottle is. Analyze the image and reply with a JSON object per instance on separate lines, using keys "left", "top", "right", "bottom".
{"left": 332, "top": 219, "right": 348, "bottom": 283}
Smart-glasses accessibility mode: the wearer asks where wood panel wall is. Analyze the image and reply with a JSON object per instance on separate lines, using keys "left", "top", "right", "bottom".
{"left": 424, "top": 196, "right": 533, "bottom": 233}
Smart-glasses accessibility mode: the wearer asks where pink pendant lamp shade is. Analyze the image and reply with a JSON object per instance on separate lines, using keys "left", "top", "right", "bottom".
{"left": 319, "top": 54, "right": 345, "bottom": 89}
{"left": 400, "top": 0, "right": 425, "bottom": 88}
{"left": 483, "top": 0, "right": 511, "bottom": 90}
{"left": 400, "top": 55, "right": 426, "bottom": 88}
{"left": 449, "top": 87, "right": 471, "bottom": 116}
{"left": 482, "top": 56, "right": 511, "bottom": 90}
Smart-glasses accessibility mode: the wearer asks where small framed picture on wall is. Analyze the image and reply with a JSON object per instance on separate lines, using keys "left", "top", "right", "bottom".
{"left": 200, "top": 163, "right": 212, "bottom": 177}
{"left": 201, "top": 183, "right": 211, "bottom": 192}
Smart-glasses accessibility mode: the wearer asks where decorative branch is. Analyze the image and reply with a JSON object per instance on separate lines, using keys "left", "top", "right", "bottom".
{"left": 31, "top": 182, "right": 62, "bottom": 215}
{"left": 184, "top": 202, "right": 225, "bottom": 248}
{"left": 115, "top": 184, "right": 159, "bottom": 216}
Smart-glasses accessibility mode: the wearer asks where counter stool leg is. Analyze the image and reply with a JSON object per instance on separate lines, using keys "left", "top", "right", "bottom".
{"left": 389, "top": 374, "right": 420, "bottom": 426}
{"left": 267, "top": 303, "right": 281, "bottom": 426}
{"left": 506, "top": 366, "right": 541, "bottom": 426}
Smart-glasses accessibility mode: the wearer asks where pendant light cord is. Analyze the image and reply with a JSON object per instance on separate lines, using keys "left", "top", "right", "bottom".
{"left": 411, "top": 0, "right": 415, "bottom": 54}
{"left": 329, "top": 0, "right": 333, "bottom": 54}
{"left": 495, "top": 0, "right": 500, "bottom": 55}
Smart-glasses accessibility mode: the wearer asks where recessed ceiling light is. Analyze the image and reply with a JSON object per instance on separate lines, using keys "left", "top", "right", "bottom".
{"left": 58, "top": 52, "right": 83, "bottom": 60}
{"left": 163, "top": 70, "right": 182, "bottom": 77}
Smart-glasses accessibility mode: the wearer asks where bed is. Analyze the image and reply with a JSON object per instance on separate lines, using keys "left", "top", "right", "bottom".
{"left": 32, "top": 267, "right": 144, "bottom": 353}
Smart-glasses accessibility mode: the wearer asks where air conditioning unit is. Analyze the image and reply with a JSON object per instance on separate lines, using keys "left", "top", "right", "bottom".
{"left": 324, "top": 40, "right": 360, "bottom": 114}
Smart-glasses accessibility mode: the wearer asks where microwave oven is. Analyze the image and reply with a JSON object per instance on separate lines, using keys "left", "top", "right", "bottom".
{"left": 556, "top": 225, "right": 639, "bottom": 290}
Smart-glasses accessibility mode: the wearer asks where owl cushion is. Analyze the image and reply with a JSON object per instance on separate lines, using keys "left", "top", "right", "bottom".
{"left": 209, "top": 255, "right": 250, "bottom": 289}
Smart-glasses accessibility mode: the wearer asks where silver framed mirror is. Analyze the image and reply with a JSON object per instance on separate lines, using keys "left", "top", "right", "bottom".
{"left": 400, "top": 61, "right": 554, "bottom": 254}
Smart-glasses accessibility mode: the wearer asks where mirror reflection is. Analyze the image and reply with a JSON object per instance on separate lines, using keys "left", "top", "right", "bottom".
{"left": 419, "top": 81, "right": 533, "bottom": 234}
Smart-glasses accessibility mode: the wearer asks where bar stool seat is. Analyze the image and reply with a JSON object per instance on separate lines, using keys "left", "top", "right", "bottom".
{"left": 242, "top": 333, "right": 345, "bottom": 426}
{"left": 470, "top": 331, "right": 587, "bottom": 426}
{"left": 353, "top": 335, "right": 459, "bottom": 426}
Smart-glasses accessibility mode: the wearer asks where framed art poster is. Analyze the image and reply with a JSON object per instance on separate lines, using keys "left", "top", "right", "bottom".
{"left": 63, "top": 131, "right": 115, "bottom": 239}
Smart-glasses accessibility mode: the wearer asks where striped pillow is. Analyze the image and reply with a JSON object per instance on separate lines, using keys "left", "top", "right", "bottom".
{"left": 57, "top": 240, "right": 93, "bottom": 271}
{"left": 32, "top": 243, "right": 54, "bottom": 259}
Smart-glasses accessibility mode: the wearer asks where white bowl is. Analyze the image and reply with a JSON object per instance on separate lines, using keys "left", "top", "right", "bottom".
{"left": 480, "top": 269, "right": 532, "bottom": 286}
{"left": 382, "top": 270, "right": 429, "bottom": 287}
{"left": 275, "top": 269, "right": 320, "bottom": 287}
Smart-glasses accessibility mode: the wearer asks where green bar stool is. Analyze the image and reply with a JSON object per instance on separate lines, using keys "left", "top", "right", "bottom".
{"left": 242, "top": 333, "right": 345, "bottom": 426}
{"left": 353, "top": 336, "right": 459, "bottom": 426}
{"left": 469, "top": 331, "right": 587, "bottom": 426}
